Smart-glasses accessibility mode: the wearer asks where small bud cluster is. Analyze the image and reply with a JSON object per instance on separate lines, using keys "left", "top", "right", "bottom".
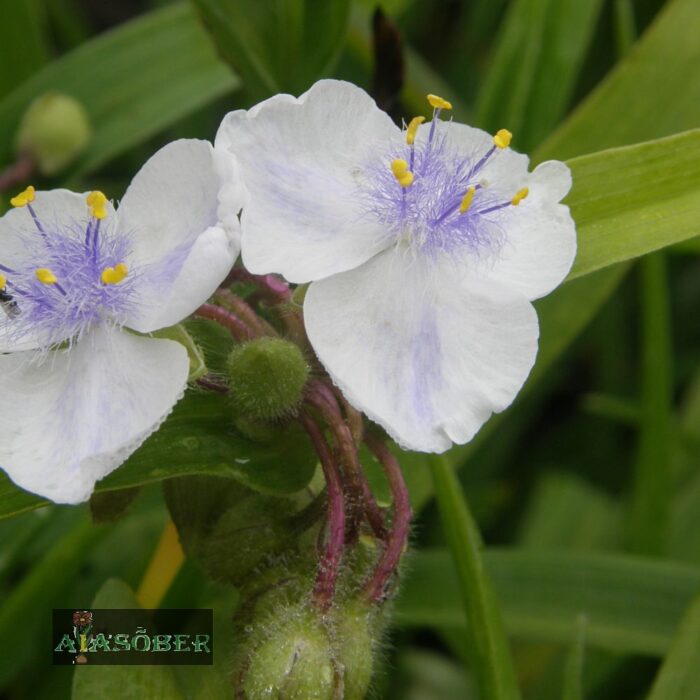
{"left": 179, "top": 269, "right": 413, "bottom": 698}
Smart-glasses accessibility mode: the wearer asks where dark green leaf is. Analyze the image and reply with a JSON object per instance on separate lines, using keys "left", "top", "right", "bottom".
{"left": 192, "top": 0, "right": 351, "bottom": 99}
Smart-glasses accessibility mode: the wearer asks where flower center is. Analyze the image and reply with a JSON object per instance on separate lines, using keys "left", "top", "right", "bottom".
{"left": 0, "top": 187, "right": 136, "bottom": 346}
{"left": 361, "top": 95, "right": 529, "bottom": 258}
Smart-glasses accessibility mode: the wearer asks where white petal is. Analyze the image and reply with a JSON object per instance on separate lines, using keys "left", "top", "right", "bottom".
{"left": 0, "top": 189, "right": 114, "bottom": 352}
{"left": 476, "top": 160, "right": 577, "bottom": 300}
{"left": 305, "top": 248, "right": 539, "bottom": 452}
{"left": 117, "top": 139, "right": 242, "bottom": 332}
{"left": 125, "top": 225, "right": 237, "bottom": 333}
{"left": 215, "top": 79, "right": 400, "bottom": 283}
{"left": 0, "top": 324, "right": 189, "bottom": 503}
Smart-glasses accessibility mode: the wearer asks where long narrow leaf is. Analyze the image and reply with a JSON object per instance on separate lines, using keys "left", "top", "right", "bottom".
{"left": 429, "top": 455, "right": 521, "bottom": 700}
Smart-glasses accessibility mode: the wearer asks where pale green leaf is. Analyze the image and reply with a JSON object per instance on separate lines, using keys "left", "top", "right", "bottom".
{"left": 566, "top": 129, "right": 700, "bottom": 280}
{"left": 538, "top": 0, "right": 700, "bottom": 161}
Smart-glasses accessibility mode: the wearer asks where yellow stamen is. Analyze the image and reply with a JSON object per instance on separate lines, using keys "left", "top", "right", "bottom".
{"left": 511, "top": 187, "right": 529, "bottom": 206}
{"left": 406, "top": 116, "right": 426, "bottom": 145}
{"left": 35, "top": 268, "right": 57, "bottom": 285}
{"left": 391, "top": 158, "right": 414, "bottom": 188}
{"left": 101, "top": 262, "right": 128, "bottom": 285}
{"left": 459, "top": 186, "right": 477, "bottom": 214}
{"left": 10, "top": 186, "right": 36, "bottom": 208}
{"left": 86, "top": 190, "right": 108, "bottom": 220}
{"left": 0, "top": 273, "right": 6, "bottom": 289}
{"left": 493, "top": 129, "right": 512, "bottom": 149}
{"left": 427, "top": 94, "right": 452, "bottom": 111}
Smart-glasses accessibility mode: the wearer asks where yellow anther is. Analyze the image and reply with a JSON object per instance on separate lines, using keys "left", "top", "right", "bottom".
{"left": 511, "top": 187, "right": 529, "bottom": 206}
{"left": 427, "top": 94, "right": 452, "bottom": 111}
{"left": 493, "top": 129, "right": 512, "bottom": 149}
{"left": 0, "top": 273, "right": 6, "bottom": 289}
{"left": 459, "top": 186, "right": 477, "bottom": 214}
{"left": 10, "top": 185, "right": 36, "bottom": 208}
{"left": 101, "top": 262, "right": 128, "bottom": 285}
{"left": 391, "top": 158, "right": 414, "bottom": 188}
{"left": 406, "top": 116, "right": 426, "bottom": 145}
{"left": 35, "top": 268, "right": 58, "bottom": 285}
{"left": 87, "top": 190, "right": 108, "bottom": 220}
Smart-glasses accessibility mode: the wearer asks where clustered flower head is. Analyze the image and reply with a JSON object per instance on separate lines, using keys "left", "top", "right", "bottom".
{"left": 0, "top": 79, "right": 575, "bottom": 506}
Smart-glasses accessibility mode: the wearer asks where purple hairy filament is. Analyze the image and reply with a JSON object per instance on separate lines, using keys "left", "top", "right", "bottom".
{"left": 360, "top": 128, "right": 523, "bottom": 258}
{"left": 0, "top": 201, "right": 137, "bottom": 348}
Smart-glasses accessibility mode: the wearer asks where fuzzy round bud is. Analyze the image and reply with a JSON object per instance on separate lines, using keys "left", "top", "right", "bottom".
{"left": 15, "top": 92, "right": 92, "bottom": 175}
{"left": 227, "top": 338, "right": 309, "bottom": 420}
{"left": 241, "top": 608, "right": 336, "bottom": 700}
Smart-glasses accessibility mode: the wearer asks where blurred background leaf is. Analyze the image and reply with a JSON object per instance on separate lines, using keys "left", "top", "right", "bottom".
{"left": 192, "top": 0, "right": 351, "bottom": 100}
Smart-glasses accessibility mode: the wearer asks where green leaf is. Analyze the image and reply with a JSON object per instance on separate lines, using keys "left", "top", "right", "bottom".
{"left": 517, "top": 472, "right": 620, "bottom": 551}
{"left": 192, "top": 0, "right": 350, "bottom": 99}
{"left": 561, "top": 615, "right": 587, "bottom": 700}
{"left": 0, "top": 0, "right": 49, "bottom": 97}
{"left": 647, "top": 592, "right": 700, "bottom": 700}
{"left": 628, "top": 253, "right": 673, "bottom": 555}
{"left": 397, "top": 549, "right": 700, "bottom": 656}
{"left": 476, "top": 0, "right": 605, "bottom": 150}
{"left": 429, "top": 455, "right": 522, "bottom": 700}
{"left": 0, "top": 515, "right": 104, "bottom": 687}
{"left": 72, "top": 579, "right": 186, "bottom": 700}
{"left": 537, "top": 0, "right": 700, "bottom": 161}
{"left": 566, "top": 129, "right": 700, "bottom": 280}
{"left": 0, "top": 392, "right": 316, "bottom": 520}
{"left": 0, "top": 3, "right": 238, "bottom": 179}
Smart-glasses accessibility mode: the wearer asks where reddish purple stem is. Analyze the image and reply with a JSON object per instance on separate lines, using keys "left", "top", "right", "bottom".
{"left": 225, "top": 267, "right": 292, "bottom": 302}
{"left": 0, "top": 154, "right": 34, "bottom": 192}
{"left": 194, "top": 303, "right": 253, "bottom": 341}
{"left": 363, "top": 433, "right": 412, "bottom": 603}
{"left": 306, "top": 380, "right": 387, "bottom": 541}
{"left": 299, "top": 411, "right": 346, "bottom": 611}
{"left": 214, "top": 288, "right": 277, "bottom": 337}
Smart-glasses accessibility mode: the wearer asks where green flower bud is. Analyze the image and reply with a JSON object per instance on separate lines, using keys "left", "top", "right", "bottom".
{"left": 227, "top": 338, "right": 309, "bottom": 420}
{"left": 15, "top": 92, "right": 92, "bottom": 175}
{"left": 241, "top": 607, "right": 337, "bottom": 700}
{"left": 199, "top": 492, "right": 298, "bottom": 585}
{"left": 333, "top": 600, "right": 379, "bottom": 700}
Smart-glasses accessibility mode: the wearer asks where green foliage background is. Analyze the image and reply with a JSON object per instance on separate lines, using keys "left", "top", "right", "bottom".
{"left": 0, "top": 0, "right": 698, "bottom": 697}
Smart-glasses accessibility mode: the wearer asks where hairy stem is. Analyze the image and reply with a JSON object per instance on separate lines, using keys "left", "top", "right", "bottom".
{"left": 194, "top": 302, "right": 253, "bottom": 342}
{"left": 306, "top": 380, "right": 387, "bottom": 541}
{"left": 215, "top": 287, "right": 278, "bottom": 337}
{"left": 363, "top": 433, "right": 412, "bottom": 603}
{"left": 299, "top": 411, "right": 346, "bottom": 612}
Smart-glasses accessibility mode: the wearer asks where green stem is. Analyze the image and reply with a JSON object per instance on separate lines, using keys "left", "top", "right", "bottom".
{"left": 629, "top": 253, "right": 673, "bottom": 555}
{"left": 429, "top": 454, "right": 521, "bottom": 700}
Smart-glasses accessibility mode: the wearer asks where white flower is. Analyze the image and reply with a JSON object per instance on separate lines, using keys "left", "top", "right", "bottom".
{"left": 216, "top": 80, "right": 576, "bottom": 453}
{"left": 0, "top": 139, "right": 243, "bottom": 503}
